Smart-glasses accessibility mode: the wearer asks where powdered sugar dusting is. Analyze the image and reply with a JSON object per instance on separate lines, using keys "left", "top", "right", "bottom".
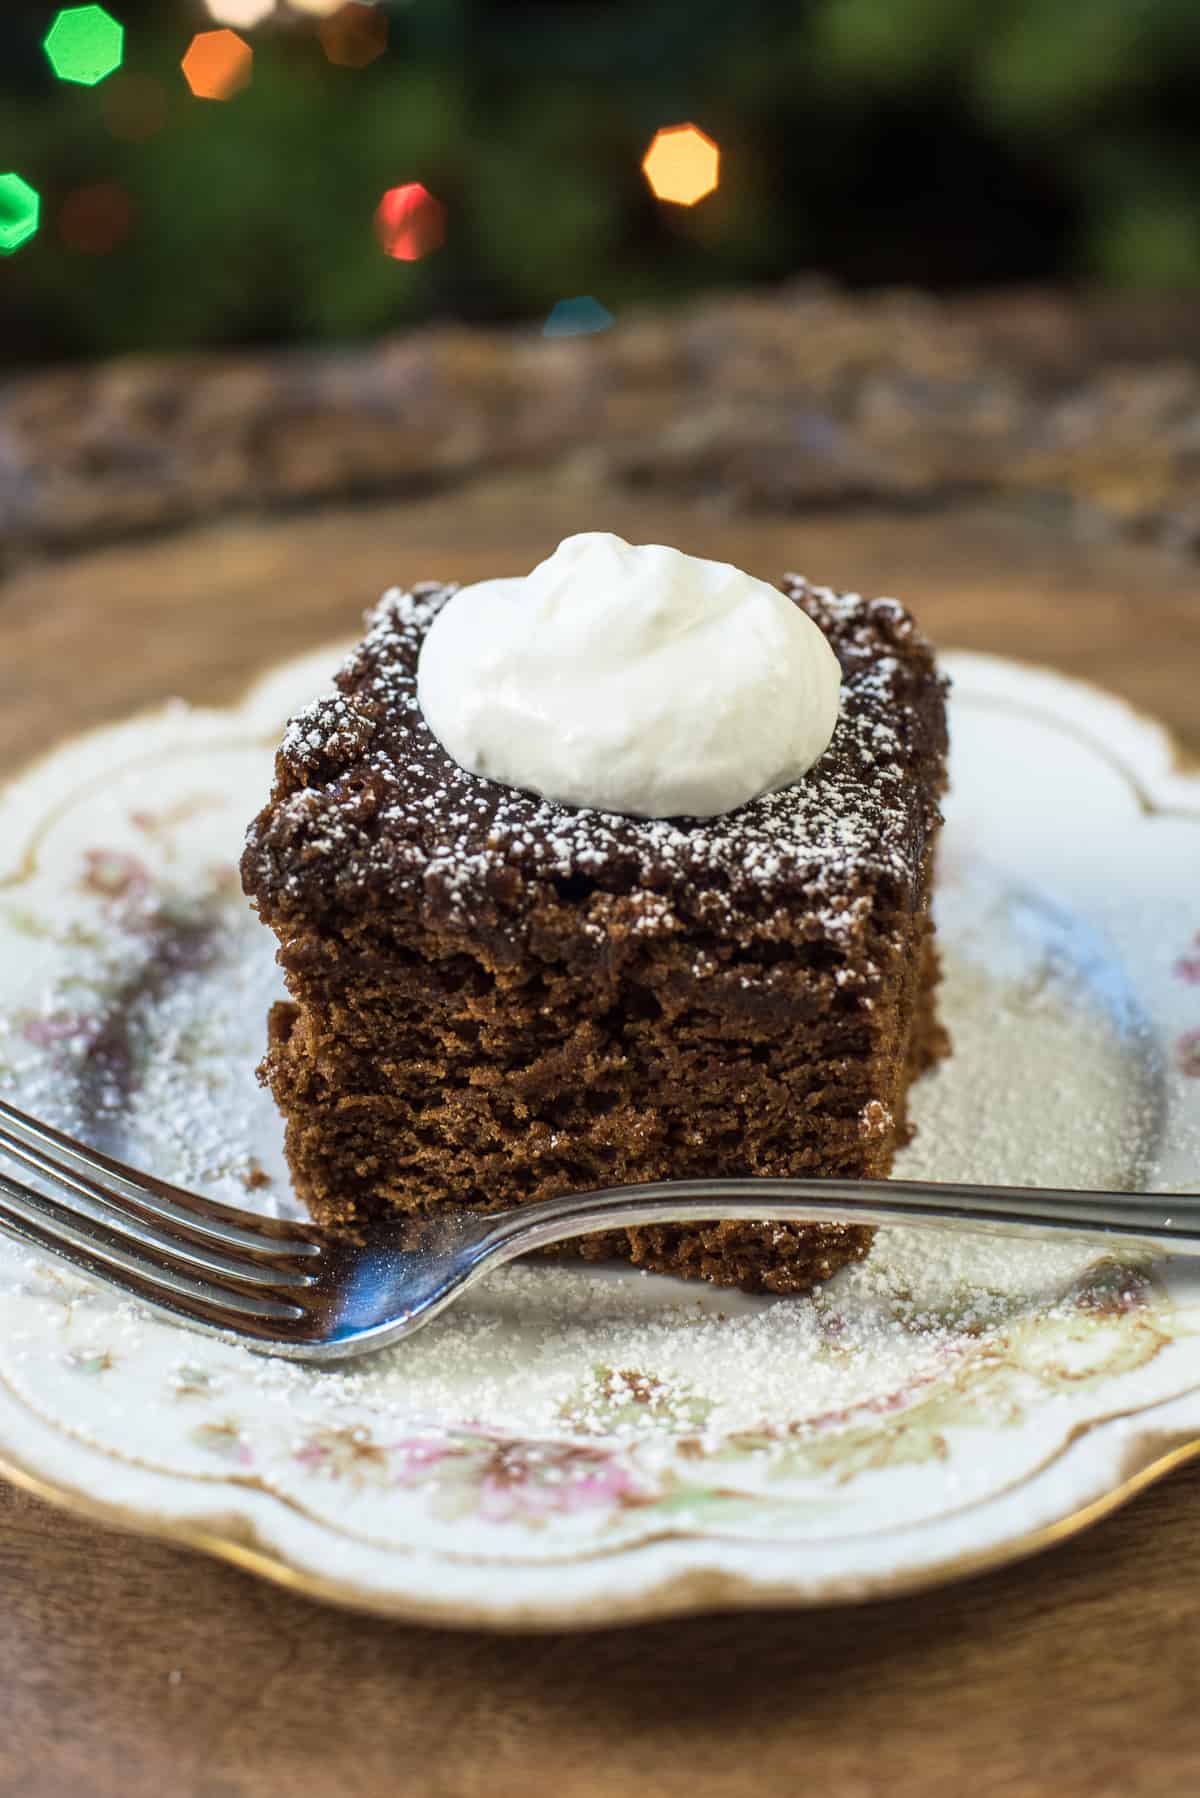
{"left": 246, "top": 576, "right": 947, "bottom": 940}
{"left": 0, "top": 828, "right": 1164, "bottom": 1446}
{"left": 0, "top": 653, "right": 1197, "bottom": 1604}
{"left": 255, "top": 861, "right": 1163, "bottom": 1440}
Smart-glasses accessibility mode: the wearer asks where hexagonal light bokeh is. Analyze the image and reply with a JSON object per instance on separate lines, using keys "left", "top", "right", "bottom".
{"left": 543, "top": 296, "right": 614, "bottom": 338}
{"left": 374, "top": 184, "right": 446, "bottom": 261}
{"left": 182, "top": 29, "right": 254, "bottom": 100}
{"left": 60, "top": 182, "right": 135, "bottom": 255}
{"left": 102, "top": 72, "right": 170, "bottom": 142}
{"left": 641, "top": 123, "right": 720, "bottom": 206}
{"left": 205, "top": 0, "right": 276, "bottom": 26}
{"left": 44, "top": 5, "right": 125, "bottom": 87}
{"left": 320, "top": 3, "right": 388, "bottom": 67}
{"left": 0, "top": 173, "right": 40, "bottom": 256}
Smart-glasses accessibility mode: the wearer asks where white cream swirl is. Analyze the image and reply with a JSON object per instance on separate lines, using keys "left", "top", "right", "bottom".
{"left": 415, "top": 532, "right": 841, "bottom": 819}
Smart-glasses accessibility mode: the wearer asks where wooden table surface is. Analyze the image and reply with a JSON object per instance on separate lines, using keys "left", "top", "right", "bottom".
{"left": 1, "top": 476, "right": 1199, "bottom": 1798}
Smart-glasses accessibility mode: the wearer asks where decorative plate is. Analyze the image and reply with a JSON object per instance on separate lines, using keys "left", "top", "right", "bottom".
{"left": 0, "top": 646, "right": 1198, "bottom": 1630}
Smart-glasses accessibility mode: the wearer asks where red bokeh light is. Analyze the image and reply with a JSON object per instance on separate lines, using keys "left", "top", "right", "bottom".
{"left": 60, "top": 181, "right": 134, "bottom": 255}
{"left": 374, "top": 183, "right": 445, "bottom": 262}
{"left": 319, "top": 3, "right": 388, "bottom": 68}
{"left": 181, "top": 29, "right": 253, "bottom": 101}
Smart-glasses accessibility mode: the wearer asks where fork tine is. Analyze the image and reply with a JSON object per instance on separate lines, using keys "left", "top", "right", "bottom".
{"left": 0, "top": 1168, "right": 307, "bottom": 1328}
{"left": 0, "top": 1124, "right": 319, "bottom": 1290}
{"left": 0, "top": 1093, "right": 322, "bottom": 1265}
{"left": 0, "top": 1097, "right": 319, "bottom": 1255}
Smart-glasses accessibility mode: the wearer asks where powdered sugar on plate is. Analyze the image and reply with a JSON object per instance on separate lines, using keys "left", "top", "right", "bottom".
{"left": 0, "top": 772, "right": 1165, "bottom": 1444}
{"left": 0, "top": 649, "right": 1197, "bottom": 1606}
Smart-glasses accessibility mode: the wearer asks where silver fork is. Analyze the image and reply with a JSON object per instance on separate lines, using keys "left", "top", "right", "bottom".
{"left": 0, "top": 1093, "right": 1198, "bottom": 1363}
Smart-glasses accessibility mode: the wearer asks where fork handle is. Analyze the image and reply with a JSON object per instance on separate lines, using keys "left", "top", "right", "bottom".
{"left": 476, "top": 1177, "right": 1200, "bottom": 1262}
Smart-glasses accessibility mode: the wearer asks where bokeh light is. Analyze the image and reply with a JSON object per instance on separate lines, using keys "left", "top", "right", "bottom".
{"left": 641, "top": 123, "right": 720, "bottom": 206}
{"left": 287, "top": 0, "right": 346, "bottom": 15}
{"left": 0, "top": 174, "right": 40, "bottom": 256}
{"left": 182, "top": 29, "right": 254, "bottom": 100}
{"left": 102, "top": 71, "right": 169, "bottom": 141}
{"left": 205, "top": 0, "right": 276, "bottom": 24}
{"left": 60, "top": 182, "right": 135, "bottom": 255}
{"left": 543, "top": 296, "right": 613, "bottom": 338}
{"left": 319, "top": 3, "right": 388, "bottom": 68}
{"left": 44, "top": 5, "right": 125, "bottom": 87}
{"left": 374, "top": 183, "right": 445, "bottom": 261}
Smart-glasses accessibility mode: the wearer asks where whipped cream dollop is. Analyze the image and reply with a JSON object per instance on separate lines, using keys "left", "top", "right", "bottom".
{"left": 415, "top": 532, "right": 842, "bottom": 819}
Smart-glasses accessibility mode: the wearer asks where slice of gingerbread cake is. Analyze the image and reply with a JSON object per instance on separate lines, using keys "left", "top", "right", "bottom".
{"left": 242, "top": 533, "right": 949, "bottom": 1294}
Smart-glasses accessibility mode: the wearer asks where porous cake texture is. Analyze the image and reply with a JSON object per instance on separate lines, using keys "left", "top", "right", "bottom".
{"left": 242, "top": 574, "right": 949, "bottom": 1294}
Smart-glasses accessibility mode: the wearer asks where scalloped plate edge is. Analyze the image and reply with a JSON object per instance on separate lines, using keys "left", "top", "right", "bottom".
{"left": 0, "top": 646, "right": 1197, "bottom": 1629}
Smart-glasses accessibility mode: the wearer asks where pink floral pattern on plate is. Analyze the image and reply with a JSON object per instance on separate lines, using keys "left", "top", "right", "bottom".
{"left": 0, "top": 647, "right": 1196, "bottom": 1624}
{"left": 1173, "top": 933, "right": 1200, "bottom": 1073}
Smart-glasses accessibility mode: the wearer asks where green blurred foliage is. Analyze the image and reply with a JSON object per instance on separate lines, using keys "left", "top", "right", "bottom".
{"left": 1, "top": 0, "right": 1199, "bottom": 363}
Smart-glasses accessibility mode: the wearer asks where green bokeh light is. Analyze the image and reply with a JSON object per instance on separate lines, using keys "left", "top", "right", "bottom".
{"left": 0, "top": 174, "right": 40, "bottom": 256}
{"left": 44, "top": 5, "right": 125, "bottom": 87}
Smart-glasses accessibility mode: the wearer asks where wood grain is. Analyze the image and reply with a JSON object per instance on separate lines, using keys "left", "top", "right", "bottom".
{"left": 3, "top": 480, "right": 1199, "bottom": 765}
{"left": 4, "top": 1459, "right": 1200, "bottom": 1798}
{"left": 1, "top": 474, "right": 1198, "bottom": 1798}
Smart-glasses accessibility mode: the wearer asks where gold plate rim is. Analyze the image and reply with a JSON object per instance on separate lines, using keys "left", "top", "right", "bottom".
{"left": 1, "top": 1424, "right": 1199, "bottom": 1631}
{"left": 0, "top": 646, "right": 1197, "bottom": 1630}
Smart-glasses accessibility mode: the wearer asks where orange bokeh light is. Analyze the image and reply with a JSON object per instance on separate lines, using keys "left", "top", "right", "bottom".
{"left": 181, "top": 29, "right": 253, "bottom": 101}
{"left": 319, "top": 2, "right": 387, "bottom": 67}
{"left": 641, "top": 123, "right": 720, "bottom": 206}
{"left": 60, "top": 181, "right": 134, "bottom": 255}
{"left": 374, "top": 183, "right": 445, "bottom": 262}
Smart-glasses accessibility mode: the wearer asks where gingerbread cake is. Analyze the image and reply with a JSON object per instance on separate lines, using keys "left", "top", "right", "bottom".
{"left": 241, "top": 569, "right": 949, "bottom": 1294}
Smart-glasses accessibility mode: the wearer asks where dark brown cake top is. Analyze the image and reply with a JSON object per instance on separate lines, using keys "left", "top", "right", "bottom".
{"left": 242, "top": 575, "right": 947, "bottom": 942}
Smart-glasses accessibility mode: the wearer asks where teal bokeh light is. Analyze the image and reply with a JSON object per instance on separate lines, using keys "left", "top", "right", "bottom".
{"left": 44, "top": 5, "right": 125, "bottom": 87}
{"left": 0, "top": 174, "right": 41, "bottom": 256}
{"left": 543, "top": 297, "right": 614, "bottom": 338}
